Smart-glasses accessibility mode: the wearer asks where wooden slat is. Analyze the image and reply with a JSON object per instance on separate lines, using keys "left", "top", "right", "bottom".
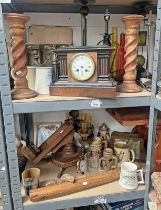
{"left": 29, "top": 168, "right": 120, "bottom": 202}
{"left": 107, "top": 107, "right": 161, "bottom": 126}
{"left": 33, "top": 124, "right": 74, "bottom": 164}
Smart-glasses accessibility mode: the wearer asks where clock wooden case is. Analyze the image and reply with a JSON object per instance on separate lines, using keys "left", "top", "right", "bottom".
{"left": 49, "top": 46, "right": 116, "bottom": 98}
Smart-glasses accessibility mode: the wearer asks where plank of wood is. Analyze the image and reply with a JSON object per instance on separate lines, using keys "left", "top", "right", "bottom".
{"left": 29, "top": 168, "right": 120, "bottom": 202}
{"left": 33, "top": 124, "right": 74, "bottom": 164}
{"left": 49, "top": 86, "right": 116, "bottom": 98}
{"left": 107, "top": 107, "right": 161, "bottom": 126}
{"left": 28, "top": 25, "right": 73, "bottom": 45}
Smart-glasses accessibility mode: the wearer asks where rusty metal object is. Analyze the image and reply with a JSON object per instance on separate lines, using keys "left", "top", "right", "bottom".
{"left": 5, "top": 13, "right": 37, "bottom": 99}
{"left": 120, "top": 15, "right": 144, "bottom": 93}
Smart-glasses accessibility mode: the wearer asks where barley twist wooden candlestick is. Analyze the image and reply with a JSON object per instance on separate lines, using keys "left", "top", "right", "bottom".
{"left": 5, "top": 13, "right": 37, "bottom": 100}
{"left": 120, "top": 15, "right": 144, "bottom": 92}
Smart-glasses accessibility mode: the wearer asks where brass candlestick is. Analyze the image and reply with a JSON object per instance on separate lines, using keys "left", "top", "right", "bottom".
{"left": 120, "top": 15, "right": 144, "bottom": 92}
{"left": 5, "top": 13, "right": 37, "bottom": 100}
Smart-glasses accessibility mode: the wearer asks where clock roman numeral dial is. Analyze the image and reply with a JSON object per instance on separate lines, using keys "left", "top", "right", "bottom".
{"left": 70, "top": 53, "right": 95, "bottom": 81}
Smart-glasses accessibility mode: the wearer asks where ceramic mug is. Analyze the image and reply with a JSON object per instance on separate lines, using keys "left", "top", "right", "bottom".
{"left": 119, "top": 162, "right": 144, "bottom": 190}
{"left": 99, "top": 148, "right": 117, "bottom": 171}
{"left": 114, "top": 141, "right": 135, "bottom": 164}
{"left": 99, "top": 155, "right": 117, "bottom": 171}
{"left": 103, "top": 148, "right": 114, "bottom": 160}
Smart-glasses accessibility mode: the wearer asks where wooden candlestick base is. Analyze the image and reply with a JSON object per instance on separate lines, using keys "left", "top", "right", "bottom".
{"left": 12, "top": 87, "right": 37, "bottom": 100}
{"left": 120, "top": 15, "right": 144, "bottom": 93}
{"left": 120, "top": 81, "right": 142, "bottom": 93}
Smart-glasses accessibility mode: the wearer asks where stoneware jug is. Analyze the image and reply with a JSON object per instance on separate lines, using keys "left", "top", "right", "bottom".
{"left": 119, "top": 162, "right": 144, "bottom": 190}
{"left": 114, "top": 141, "right": 135, "bottom": 164}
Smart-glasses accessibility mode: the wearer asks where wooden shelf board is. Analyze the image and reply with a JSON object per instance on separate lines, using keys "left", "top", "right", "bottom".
{"left": 13, "top": 90, "right": 151, "bottom": 103}
{"left": 21, "top": 159, "right": 145, "bottom": 208}
{"left": 107, "top": 106, "right": 161, "bottom": 126}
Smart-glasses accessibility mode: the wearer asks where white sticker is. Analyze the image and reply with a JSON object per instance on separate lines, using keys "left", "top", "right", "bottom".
{"left": 0, "top": 166, "right": 5, "bottom": 171}
{"left": 90, "top": 100, "right": 102, "bottom": 108}
{"left": 83, "top": 181, "right": 88, "bottom": 186}
{"left": 0, "top": 0, "right": 11, "bottom": 2}
{"left": 94, "top": 196, "right": 107, "bottom": 204}
{"left": 16, "top": 70, "right": 22, "bottom": 75}
{"left": 60, "top": 130, "right": 64, "bottom": 134}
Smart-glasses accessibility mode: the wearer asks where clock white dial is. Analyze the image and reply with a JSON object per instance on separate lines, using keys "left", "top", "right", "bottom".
{"left": 70, "top": 53, "right": 95, "bottom": 81}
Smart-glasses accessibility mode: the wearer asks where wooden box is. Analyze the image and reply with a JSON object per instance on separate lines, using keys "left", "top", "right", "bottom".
{"left": 28, "top": 25, "right": 73, "bottom": 45}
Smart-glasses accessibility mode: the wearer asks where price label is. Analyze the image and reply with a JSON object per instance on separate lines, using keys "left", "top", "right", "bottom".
{"left": 0, "top": 166, "right": 5, "bottom": 171}
{"left": 0, "top": 0, "right": 11, "bottom": 3}
{"left": 90, "top": 99, "right": 102, "bottom": 108}
{"left": 94, "top": 196, "right": 107, "bottom": 204}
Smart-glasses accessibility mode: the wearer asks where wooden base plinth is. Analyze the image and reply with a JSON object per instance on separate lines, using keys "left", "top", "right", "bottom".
{"left": 12, "top": 88, "right": 38, "bottom": 100}
{"left": 51, "top": 146, "right": 81, "bottom": 178}
{"left": 120, "top": 81, "right": 142, "bottom": 93}
{"left": 49, "top": 86, "right": 116, "bottom": 98}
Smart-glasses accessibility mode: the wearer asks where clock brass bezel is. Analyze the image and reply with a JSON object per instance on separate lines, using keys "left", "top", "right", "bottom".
{"left": 69, "top": 53, "right": 95, "bottom": 81}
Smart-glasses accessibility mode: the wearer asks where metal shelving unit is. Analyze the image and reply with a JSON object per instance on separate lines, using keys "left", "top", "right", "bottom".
{"left": 144, "top": 0, "right": 161, "bottom": 208}
{"left": 0, "top": 0, "right": 160, "bottom": 209}
{"left": 0, "top": 1, "right": 17, "bottom": 209}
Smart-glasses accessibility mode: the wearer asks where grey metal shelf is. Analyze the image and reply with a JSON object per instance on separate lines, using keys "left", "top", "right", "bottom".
{"left": 144, "top": 0, "right": 161, "bottom": 208}
{"left": 1, "top": 1, "right": 157, "bottom": 14}
{"left": 12, "top": 91, "right": 151, "bottom": 114}
{"left": 0, "top": 102, "right": 13, "bottom": 210}
{"left": 23, "top": 188, "right": 145, "bottom": 210}
{"left": 0, "top": 1, "right": 16, "bottom": 209}
{"left": 21, "top": 160, "right": 145, "bottom": 210}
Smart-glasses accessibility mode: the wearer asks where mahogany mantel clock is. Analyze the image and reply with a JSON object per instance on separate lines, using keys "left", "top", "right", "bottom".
{"left": 49, "top": 46, "right": 116, "bottom": 98}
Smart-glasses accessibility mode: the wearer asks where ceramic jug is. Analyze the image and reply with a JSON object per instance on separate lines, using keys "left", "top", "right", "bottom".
{"left": 114, "top": 141, "right": 135, "bottom": 164}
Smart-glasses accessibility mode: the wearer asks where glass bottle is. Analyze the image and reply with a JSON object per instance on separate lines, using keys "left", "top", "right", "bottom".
{"left": 116, "top": 33, "right": 125, "bottom": 80}
{"left": 110, "top": 27, "right": 118, "bottom": 77}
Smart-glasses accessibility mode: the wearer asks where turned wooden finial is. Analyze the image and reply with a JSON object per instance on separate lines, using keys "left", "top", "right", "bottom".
{"left": 120, "top": 15, "right": 144, "bottom": 93}
{"left": 5, "top": 13, "right": 37, "bottom": 100}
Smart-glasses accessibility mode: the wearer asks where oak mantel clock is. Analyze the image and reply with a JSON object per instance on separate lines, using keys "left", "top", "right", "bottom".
{"left": 49, "top": 46, "right": 116, "bottom": 98}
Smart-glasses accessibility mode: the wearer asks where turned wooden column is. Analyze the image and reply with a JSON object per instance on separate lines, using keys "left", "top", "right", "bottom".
{"left": 120, "top": 15, "right": 144, "bottom": 92}
{"left": 5, "top": 13, "right": 37, "bottom": 100}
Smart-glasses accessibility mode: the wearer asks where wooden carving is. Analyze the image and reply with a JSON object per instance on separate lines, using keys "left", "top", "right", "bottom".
{"left": 5, "top": 13, "right": 37, "bottom": 100}
{"left": 30, "top": 168, "right": 120, "bottom": 202}
{"left": 120, "top": 15, "right": 144, "bottom": 93}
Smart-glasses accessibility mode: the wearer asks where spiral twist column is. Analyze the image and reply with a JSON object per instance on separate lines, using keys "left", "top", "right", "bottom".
{"left": 120, "top": 15, "right": 144, "bottom": 93}
{"left": 5, "top": 13, "right": 37, "bottom": 100}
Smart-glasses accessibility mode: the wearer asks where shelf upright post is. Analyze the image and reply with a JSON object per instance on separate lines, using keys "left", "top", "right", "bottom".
{"left": 0, "top": 96, "right": 13, "bottom": 209}
{"left": 144, "top": 0, "right": 161, "bottom": 209}
{"left": 0, "top": 2, "right": 23, "bottom": 210}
